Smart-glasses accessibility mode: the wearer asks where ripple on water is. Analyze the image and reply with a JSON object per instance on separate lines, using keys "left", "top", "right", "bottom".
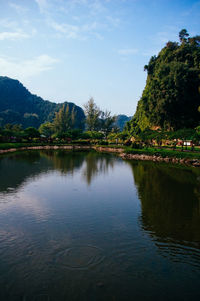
{"left": 53, "top": 245, "right": 105, "bottom": 270}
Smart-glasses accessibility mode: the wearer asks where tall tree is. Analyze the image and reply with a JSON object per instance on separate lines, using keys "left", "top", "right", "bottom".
{"left": 100, "top": 110, "right": 116, "bottom": 137}
{"left": 53, "top": 104, "right": 75, "bottom": 134}
{"left": 84, "top": 98, "right": 101, "bottom": 131}
{"left": 179, "top": 29, "right": 189, "bottom": 43}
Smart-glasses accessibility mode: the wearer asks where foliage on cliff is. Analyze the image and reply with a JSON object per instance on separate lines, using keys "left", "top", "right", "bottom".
{"left": 129, "top": 29, "right": 200, "bottom": 132}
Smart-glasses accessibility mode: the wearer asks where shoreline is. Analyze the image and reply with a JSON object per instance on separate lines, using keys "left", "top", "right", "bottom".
{"left": 94, "top": 146, "right": 200, "bottom": 167}
{"left": 0, "top": 145, "right": 200, "bottom": 167}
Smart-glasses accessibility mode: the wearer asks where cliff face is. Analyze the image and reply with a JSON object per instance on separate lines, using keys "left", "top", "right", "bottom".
{"left": 131, "top": 31, "right": 200, "bottom": 131}
{"left": 0, "top": 76, "right": 85, "bottom": 128}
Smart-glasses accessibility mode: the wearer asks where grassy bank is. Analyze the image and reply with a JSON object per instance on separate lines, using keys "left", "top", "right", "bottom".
{"left": 95, "top": 144, "right": 200, "bottom": 160}
{"left": 0, "top": 142, "right": 44, "bottom": 150}
{"left": 124, "top": 146, "right": 200, "bottom": 159}
{"left": 1, "top": 142, "right": 200, "bottom": 161}
{"left": 0, "top": 142, "right": 76, "bottom": 150}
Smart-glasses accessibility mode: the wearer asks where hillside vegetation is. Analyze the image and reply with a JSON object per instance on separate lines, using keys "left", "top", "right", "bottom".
{"left": 0, "top": 76, "right": 85, "bottom": 129}
{"left": 128, "top": 29, "right": 200, "bottom": 132}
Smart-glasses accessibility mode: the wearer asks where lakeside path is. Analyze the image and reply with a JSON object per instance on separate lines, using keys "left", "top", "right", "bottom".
{"left": 0, "top": 145, "right": 200, "bottom": 167}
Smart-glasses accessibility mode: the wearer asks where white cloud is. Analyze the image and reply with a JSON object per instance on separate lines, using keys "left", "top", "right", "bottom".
{"left": 0, "top": 55, "right": 59, "bottom": 80}
{"left": 49, "top": 20, "right": 79, "bottom": 38}
{"left": 118, "top": 48, "right": 138, "bottom": 55}
{"left": 33, "top": 0, "right": 121, "bottom": 40}
{"left": 88, "top": 0, "right": 106, "bottom": 15}
{"left": 62, "top": 0, "right": 104, "bottom": 13}
{"left": 0, "top": 19, "right": 36, "bottom": 41}
{"left": 106, "top": 16, "right": 120, "bottom": 27}
{"left": 9, "top": 3, "right": 29, "bottom": 14}
{"left": 0, "top": 31, "right": 30, "bottom": 41}
{"left": 35, "top": 0, "right": 48, "bottom": 13}
{"left": 48, "top": 19, "right": 101, "bottom": 40}
{"left": 0, "top": 19, "right": 18, "bottom": 29}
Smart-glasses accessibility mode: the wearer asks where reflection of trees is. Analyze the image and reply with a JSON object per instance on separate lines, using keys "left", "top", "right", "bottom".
{"left": 0, "top": 151, "right": 86, "bottom": 194}
{"left": 0, "top": 150, "right": 116, "bottom": 193}
{"left": 42, "top": 150, "right": 115, "bottom": 185}
{"left": 0, "top": 151, "right": 52, "bottom": 193}
{"left": 129, "top": 161, "right": 200, "bottom": 246}
{"left": 40, "top": 150, "right": 85, "bottom": 175}
{"left": 82, "top": 152, "right": 115, "bottom": 185}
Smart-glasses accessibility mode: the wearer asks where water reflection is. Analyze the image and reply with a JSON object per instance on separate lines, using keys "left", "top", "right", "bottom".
{"left": 1, "top": 152, "right": 200, "bottom": 247}
{"left": 0, "top": 150, "right": 115, "bottom": 194}
{"left": 129, "top": 160, "right": 200, "bottom": 259}
{"left": 83, "top": 152, "right": 114, "bottom": 185}
{"left": 0, "top": 151, "right": 200, "bottom": 300}
{"left": 0, "top": 151, "right": 48, "bottom": 194}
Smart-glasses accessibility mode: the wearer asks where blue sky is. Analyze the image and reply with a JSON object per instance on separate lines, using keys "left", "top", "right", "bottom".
{"left": 0, "top": 0, "right": 200, "bottom": 115}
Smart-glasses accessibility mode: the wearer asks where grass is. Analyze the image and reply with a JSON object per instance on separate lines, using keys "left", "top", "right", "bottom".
{"left": 1, "top": 142, "right": 200, "bottom": 160}
{"left": 0, "top": 142, "right": 38, "bottom": 150}
{"left": 0, "top": 142, "right": 72, "bottom": 150}
{"left": 124, "top": 146, "right": 200, "bottom": 159}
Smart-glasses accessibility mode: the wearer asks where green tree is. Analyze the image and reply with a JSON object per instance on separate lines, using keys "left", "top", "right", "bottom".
{"left": 195, "top": 125, "right": 200, "bottom": 136}
{"left": 24, "top": 127, "right": 40, "bottom": 141}
{"left": 12, "top": 124, "right": 22, "bottom": 132}
{"left": 179, "top": 29, "right": 189, "bottom": 43}
{"left": 53, "top": 104, "right": 76, "bottom": 134}
{"left": 39, "top": 122, "right": 54, "bottom": 137}
{"left": 100, "top": 110, "right": 116, "bottom": 138}
{"left": 4, "top": 123, "right": 13, "bottom": 130}
{"left": 83, "top": 131, "right": 104, "bottom": 140}
{"left": 84, "top": 98, "right": 101, "bottom": 131}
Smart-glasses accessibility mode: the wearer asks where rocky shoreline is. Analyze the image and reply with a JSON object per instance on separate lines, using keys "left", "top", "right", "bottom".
{"left": 94, "top": 146, "right": 200, "bottom": 167}
{"left": 119, "top": 152, "right": 200, "bottom": 167}
{"left": 0, "top": 145, "right": 92, "bottom": 154}
{"left": 0, "top": 145, "right": 200, "bottom": 167}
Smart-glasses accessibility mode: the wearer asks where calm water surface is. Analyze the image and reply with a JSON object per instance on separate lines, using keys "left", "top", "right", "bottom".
{"left": 0, "top": 150, "right": 200, "bottom": 301}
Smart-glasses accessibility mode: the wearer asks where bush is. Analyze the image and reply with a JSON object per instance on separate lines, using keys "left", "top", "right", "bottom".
{"left": 72, "top": 139, "right": 91, "bottom": 145}
{"left": 99, "top": 140, "right": 109, "bottom": 145}
{"left": 131, "top": 142, "right": 143, "bottom": 149}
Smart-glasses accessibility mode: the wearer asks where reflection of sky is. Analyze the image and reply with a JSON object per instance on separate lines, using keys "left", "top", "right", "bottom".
{"left": 0, "top": 153, "right": 138, "bottom": 224}
{"left": 0, "top": 152, "right": 200, "bottom": 300}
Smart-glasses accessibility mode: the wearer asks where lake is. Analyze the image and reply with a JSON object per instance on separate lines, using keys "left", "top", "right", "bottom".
{"left": 0, "top": 150, "right": 200, "bottom": 301}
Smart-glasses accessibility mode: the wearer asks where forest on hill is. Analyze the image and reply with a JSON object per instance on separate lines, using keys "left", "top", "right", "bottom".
{"left": 0, "top": 77, "right": 130, "bottom": 132}
{"left": 127, "top": 29, "right": 200, "bottom": 134}
{"left": 0, "top": 76, "right": 85, "bottom": 129}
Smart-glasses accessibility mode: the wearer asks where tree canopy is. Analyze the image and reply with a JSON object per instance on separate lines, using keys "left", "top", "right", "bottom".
{"left": 84, "top": 98, "right": 116, "bottom": 136}
{"left": 84, "top": 98, "right": 101, "bottom": 131}
{"left": 129, "top": 29, "right": 200, "bottom": 132}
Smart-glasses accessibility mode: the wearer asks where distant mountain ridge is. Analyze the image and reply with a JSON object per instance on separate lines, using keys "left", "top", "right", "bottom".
{"left": 0, "top": 76, "right": 85, "bottom": 128}
{"left": 115, "top": 114, "right": 132, "bottom": 131}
